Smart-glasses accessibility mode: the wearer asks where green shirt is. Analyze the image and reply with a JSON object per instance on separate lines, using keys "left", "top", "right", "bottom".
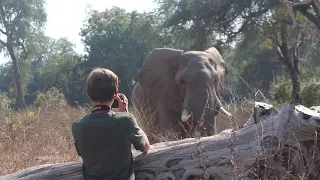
{"left": 72, "top": 111, "right": 146, "bottom": 180}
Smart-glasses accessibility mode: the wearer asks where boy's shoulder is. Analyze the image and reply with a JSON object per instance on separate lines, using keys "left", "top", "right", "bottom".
{"left": 111, "top": 112, "right": 142, "bottom": 128}
{"left": 112, "top": 111, "right": 135, "bottom": 119}
{"left": 71, "top": 113, "right": 100, "bottom": 129}
{"left": 111, "top": 111, "right": 138, "bottom": 124}
{"left": 72, "top": 113, "right": 91, "bottom": 124}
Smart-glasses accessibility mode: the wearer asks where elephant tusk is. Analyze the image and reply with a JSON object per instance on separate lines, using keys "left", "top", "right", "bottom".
{"left": 212, "top": 90, "right": 234, "bottom": 119}
{"left": 182, "top": 114, "right": 192, "bottom": 122}
{"left": 219, "top": 106, "right": 233, "bottom": 118}
{"left": 181, "top": 108, "right": 192, "bottom": 122}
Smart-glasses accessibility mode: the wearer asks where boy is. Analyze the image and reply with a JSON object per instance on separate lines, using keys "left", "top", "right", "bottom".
{"left": 72, "top": 68, "right": 150, "bottom": 180}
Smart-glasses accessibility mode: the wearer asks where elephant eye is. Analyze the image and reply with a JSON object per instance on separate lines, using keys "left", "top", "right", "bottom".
{"left": 180, "top": 79, "right": 186, "bottom": 84}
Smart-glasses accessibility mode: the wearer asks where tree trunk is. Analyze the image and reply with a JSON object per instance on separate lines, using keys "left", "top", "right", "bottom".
{"left": 289, "top": 66, "right": 300, "bottom": 105}
{"left": 6, "top": 42, "right": 26, "bottom": 109}
{"left": 276, "top": 24, "right": 302, "bottom": 105}
{"left": 279, "top": 51, "right": 301, "bottom": 105}
{"left": 290, "top": 42, "right": 301, "bottom": 105}
{"left": 1, "top": 102, "right": 319, "bottom": 180}
{"left": 192, "top": 15, "right": 207, "bottom": 51}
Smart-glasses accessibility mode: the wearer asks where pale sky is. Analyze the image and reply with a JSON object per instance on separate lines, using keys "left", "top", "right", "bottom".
{"left": 0, "top": 0, "right": 157, "bottom": 64}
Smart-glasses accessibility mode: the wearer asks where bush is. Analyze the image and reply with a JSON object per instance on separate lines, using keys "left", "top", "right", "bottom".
{"left": 0, "top": 92, "right": 16, "bottom": 111}
{"left": 34, "top": 87, "right": 67, "bottom": 108}
{"left": 300, "top": 78, "right": 320, "bottom": 107}
{"left": 270, "top": 75, "right": 292, "bottom": 105}
{"left": 270, "top": 75, "right": 320, "bottom": 107}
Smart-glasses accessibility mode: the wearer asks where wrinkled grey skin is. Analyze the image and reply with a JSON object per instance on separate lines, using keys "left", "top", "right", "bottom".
{"left": 131, "top": 47, "right": 231, "bottom": 138}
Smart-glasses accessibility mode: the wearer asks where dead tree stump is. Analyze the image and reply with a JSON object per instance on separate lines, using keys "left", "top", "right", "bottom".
{"left": 0, "top": 103, "right": 319, "bottom": 180}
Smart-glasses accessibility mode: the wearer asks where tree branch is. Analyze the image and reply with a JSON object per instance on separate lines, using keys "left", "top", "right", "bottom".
{"left": 272, "top": 28, "right": 282, "bottom": 51}
{"left": 302, "top": 37, "right": 314, "bottom": 61}
{"left": 293, "top": 44, "right": 300, "bottom": 71}
{"left": 0, "top": 2, "right": 8, "bottom": 33}
{"left": 280, "top": 25, "right": 289, "bottom": 56}
{"left": 297, "top": 22, "right": 320, "bottom": 40}
{"left": 219, "top": 7, "right": 271, "bottom": 44}
{"left": 280, "top": 0, "right": 299, "bottom": 28}
{"left": 0, "top": 28, "right": 6, "bottom": 35}
{"left": 271, "top": 32, "right": 287, "bottom": 64}
{"left": 16, "top": 38, "right": 28, "bottom": 60}
{"left": 282, "top": 0, "right": 313, "bottom": 6}
{"left": 313, "top": 0, "right": 320, "bottom": 12}
{"left": 280, "top": 0, "right": 320, "bottom": 31}
{"left": 299, "top": 36, "right": 314, "bottom": 72}
{"left": 311, "top": 1, "right": 320, "bottom": 20}
{"left": 276, "top": 24, "right": 296, "bottom": 73}
{"left": 0, "top": 38, "right": 6, "bottom": 46}
{"left": 296, "top": 6, "right": 320, "bottom": 30}
{"left": 295, "top": 31, "right": 304, "bottom": 53}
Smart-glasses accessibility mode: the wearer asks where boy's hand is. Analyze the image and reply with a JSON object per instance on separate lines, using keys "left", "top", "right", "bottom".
{"left": 140, "top": 133, "right": 150, "bottom": 154}
{"left": 115, "top": 93, "right": 128, "bottom": 113}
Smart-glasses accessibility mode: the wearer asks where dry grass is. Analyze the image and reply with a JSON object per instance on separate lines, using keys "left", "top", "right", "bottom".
{"left": 215, "top": 101, "right": 252, "bottom": 134}
{"left": 130, "top": 105, "right": 183, "bottom": 144}
{"left": 0, "top": 105, "right": 90, "bottom": 176}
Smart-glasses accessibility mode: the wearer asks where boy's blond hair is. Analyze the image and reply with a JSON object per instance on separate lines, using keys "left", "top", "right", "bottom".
{"left": 86, "top": 68, "right": 118, "bottom": 102}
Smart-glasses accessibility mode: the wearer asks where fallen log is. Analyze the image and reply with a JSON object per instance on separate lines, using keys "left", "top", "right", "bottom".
{"left": 0, "top": 103, "right": 319, "bottom": 180}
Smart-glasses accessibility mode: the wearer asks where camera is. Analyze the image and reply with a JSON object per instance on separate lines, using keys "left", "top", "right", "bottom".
{"left": 111, "top": 99, "right": 119, "bottom": 108}
{"left": 111, "top": 93, "right": 125, "bottom": 108}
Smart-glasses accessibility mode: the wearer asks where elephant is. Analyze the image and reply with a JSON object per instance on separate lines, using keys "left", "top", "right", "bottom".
{"left": 131, "top": 47, "right": 233, "bottom": 139}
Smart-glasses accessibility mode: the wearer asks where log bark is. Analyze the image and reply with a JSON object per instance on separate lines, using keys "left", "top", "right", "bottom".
{"left": 1, "top": 103, "right": 320, "bottom": 180}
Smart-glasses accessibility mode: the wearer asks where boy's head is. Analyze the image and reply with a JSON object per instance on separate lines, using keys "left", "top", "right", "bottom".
{"left": 86, "top": 68, "right": 119, "bottom": 103}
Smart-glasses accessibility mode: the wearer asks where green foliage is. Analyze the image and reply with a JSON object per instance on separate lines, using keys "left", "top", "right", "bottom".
{"left": 23, "top": 36, "right": 87, "bottom": 106}
{"left": 0, "top": 0, "right": 47, "bottom": 49}
{"left": 0, "top": 64, "right": 12, "bottom": 93}
{"left": 156, "top": 0, "right": 279, "bottom": 46}
{"left": 271, "top": 76, "right": 320, "bottom": 107}
{"left": 300, "top": 78, "right": 320, "bottom": 107}
{"left": 0, "top": 0, "right": 47, "bottom": 108}
{"left": 0, "top": 92, "right": 16, "bottom": 111}
{"left": 34, "top": 87, "right": 67, "bottom": 108}
{"left": 270, "top": 75, "right": 292, "bottom": 105}
{"left": 259, "top": 38, "right": 273, "bottom": 50}
{"left": 223, "top": 36, "right": 282, "bottom": 98}
{"left": 80, "top": 7, "right": 158, "bottom": 95}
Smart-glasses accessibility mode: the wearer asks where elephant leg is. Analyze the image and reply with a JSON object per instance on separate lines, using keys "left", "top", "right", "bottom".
{"left": 203, "top": 117, "right": 216, "bottom": 136}
{"left": 132, "top": 83, "right": 186, "bottom": 140}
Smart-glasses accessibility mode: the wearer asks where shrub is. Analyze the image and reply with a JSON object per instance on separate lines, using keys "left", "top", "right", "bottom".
{"left": 270, "top": 75, "right": 320, "bottom": 107}
{"left": 300, "top": 78, "right": 320, "bottom": 107}
{"left": 0, "top": 91, "right": 15, "bottom": 111}
{"left": 270, "top": 75, "right": 292, "bottom": 105}
{"left": 34, "top": 87, "right": 67, "bottom": 108}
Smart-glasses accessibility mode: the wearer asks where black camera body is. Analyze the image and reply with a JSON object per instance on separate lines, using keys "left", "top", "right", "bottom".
{"left": 111, "top": 94, "right": 125, "bottom": 108}
{"left": 111, "top": 99, "right": 119, "bottom": 108}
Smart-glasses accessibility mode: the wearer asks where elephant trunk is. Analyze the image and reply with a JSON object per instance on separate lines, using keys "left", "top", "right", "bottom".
{"left": 181, "top": 88, "right": 233, "bottom": 123}
{"left": 180, "top": 88, "right": 209, "bottom": 123}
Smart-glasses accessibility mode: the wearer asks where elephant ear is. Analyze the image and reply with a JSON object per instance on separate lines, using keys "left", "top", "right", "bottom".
{"left": 205, "top": 47, "right": 228, "bottom": 95}
{"left": 138, "top": 48, "right": 184, "bottom": 112}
